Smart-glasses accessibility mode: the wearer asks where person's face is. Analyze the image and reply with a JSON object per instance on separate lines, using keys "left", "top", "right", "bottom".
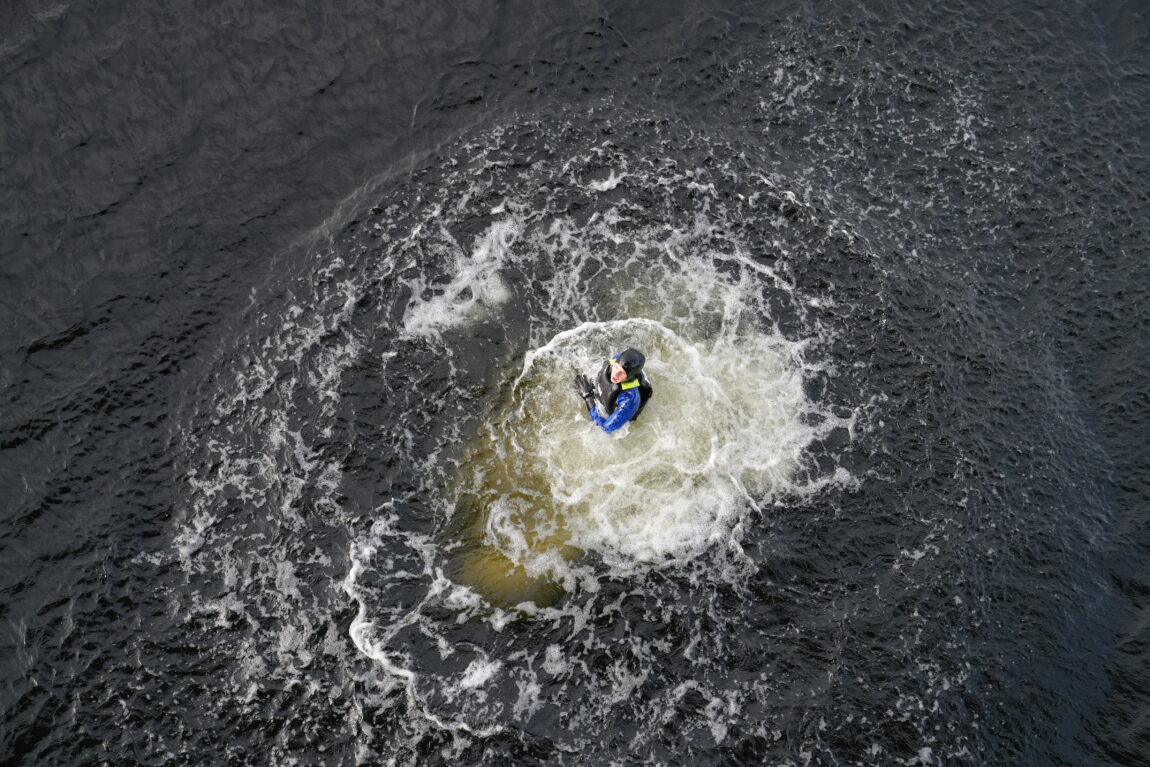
{"left": 610, "top": 362, "right": 628, "bottom": 384}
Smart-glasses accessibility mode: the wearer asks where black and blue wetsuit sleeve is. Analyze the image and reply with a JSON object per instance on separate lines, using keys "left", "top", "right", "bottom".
{"left": 589, "top": 389, "right": 640, "bottom": 433}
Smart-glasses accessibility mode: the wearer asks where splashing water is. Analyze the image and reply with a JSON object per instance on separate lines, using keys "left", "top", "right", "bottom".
{"left": 446, "top": 306, "right": 823, "bottom": 606}
{"left": 179, "top": 122, "right": 862, "bottom": 753}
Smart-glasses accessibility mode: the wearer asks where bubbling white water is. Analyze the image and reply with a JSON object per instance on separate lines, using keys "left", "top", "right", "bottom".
{"left": 170, "top": 119, "right": 868, "bottom": 754}
{"left": 430, "top": 215, "right": 835, "bottom": 604}
{"left": 401, "top": 218, "right": 517, "bottom": 338}
{"left": 508, "top": 319, "right": 810, "bottom": 561}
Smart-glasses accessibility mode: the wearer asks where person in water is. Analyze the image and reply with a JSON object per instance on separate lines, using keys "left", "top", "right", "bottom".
{"left": 573, "top": 347, "right": 654, "bottom": 433}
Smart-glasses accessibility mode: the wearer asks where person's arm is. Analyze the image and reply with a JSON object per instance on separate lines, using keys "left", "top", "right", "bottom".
{"left": 589, "top": 389, "right": 639, "bottom": 433}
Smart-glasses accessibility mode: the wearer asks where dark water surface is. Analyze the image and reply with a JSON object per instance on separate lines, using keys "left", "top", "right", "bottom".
{"left": 3, "top": 1, "right": 1149, "bottom": 764}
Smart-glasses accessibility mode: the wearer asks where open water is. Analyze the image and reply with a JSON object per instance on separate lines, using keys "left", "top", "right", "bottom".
{"left": 2, "top": 1, "right": 1148, "bottom": 765}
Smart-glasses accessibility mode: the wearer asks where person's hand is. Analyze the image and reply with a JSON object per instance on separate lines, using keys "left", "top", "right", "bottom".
{"left": 573, "top": 374, "right": 596, "bottom": 411}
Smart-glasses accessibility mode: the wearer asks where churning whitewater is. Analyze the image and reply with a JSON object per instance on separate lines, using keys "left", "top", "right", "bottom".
{"left": 341, "top": 131, "right": 859, "bottom": 733}
{"left": 179, "top": 122, "right": 863, "bottom": 747}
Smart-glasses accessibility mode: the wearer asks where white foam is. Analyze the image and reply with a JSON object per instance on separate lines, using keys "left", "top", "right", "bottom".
{"left": 448, "top": 273, "right": 831, "bottom": 583}
{"left": 589, "top": 170, "right": 627, "bottom": 192}
{"left": 459, "top": 658, "right": 502, "bottom": 690}
{"left": 402, "top": 219, "right": 517, "bottom": 337}
{"left": 541, "top": 644, "right": 568, "bottom": 676}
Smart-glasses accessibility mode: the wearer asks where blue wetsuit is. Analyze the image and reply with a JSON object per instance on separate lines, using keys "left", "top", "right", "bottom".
{"left": 589, "top": 387, "right": 640, "bottom": 433}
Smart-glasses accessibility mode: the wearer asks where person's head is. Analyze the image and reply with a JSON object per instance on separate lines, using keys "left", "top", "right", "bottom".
{"left": 609, "top": 348, "right": 645, "bottom": 384}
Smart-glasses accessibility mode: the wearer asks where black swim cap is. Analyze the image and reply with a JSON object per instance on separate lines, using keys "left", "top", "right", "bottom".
{"left": 613, "top": 348, "right": 645, "bottom": 377}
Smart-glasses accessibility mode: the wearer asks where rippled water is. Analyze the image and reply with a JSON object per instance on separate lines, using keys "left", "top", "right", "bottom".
{"left": 2, "top": 1, "right": 1148, "bottom": 765}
